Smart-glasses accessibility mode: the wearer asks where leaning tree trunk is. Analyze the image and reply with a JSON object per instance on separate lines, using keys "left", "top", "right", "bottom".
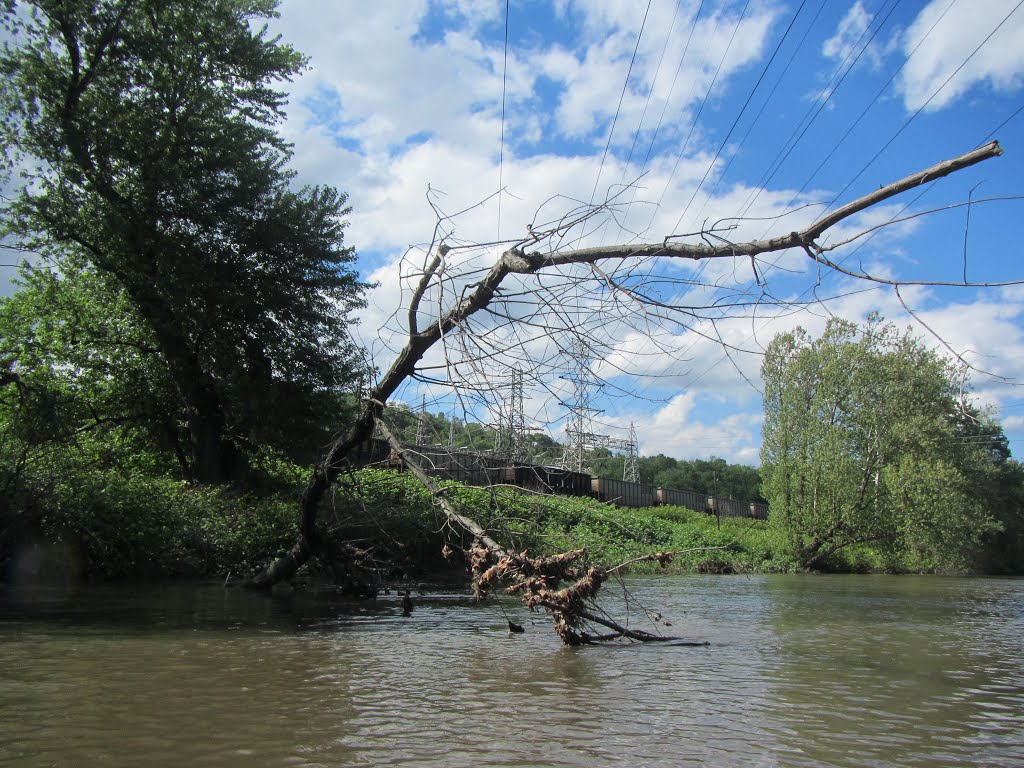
{"left": 249, "top": 142, "right": 1004, "bottom": 590}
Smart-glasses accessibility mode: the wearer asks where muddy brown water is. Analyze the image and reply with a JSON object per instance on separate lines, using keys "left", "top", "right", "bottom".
{"left": 1, "top": 575, "right": 1022, "bottom": 767}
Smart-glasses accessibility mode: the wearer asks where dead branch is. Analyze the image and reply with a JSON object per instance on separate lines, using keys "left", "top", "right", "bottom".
{"left": 502, "top": 142, "right": 1002, "bottom": 270}
{"left": 377, "top": 415, "right": 695, "bottom": 644}
{"left": 375, "top": 419, "right": 506, "bottom": 556}
{"left": 471, "top": 545, "right": 682, "bottom": 645}
{"left": 250, "top": 142, "right": 1006, "bottom": 605}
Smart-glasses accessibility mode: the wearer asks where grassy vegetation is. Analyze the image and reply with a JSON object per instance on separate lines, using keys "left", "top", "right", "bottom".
{"left": 326, "top": 468, "right": 800, "bottom": 576}
{"left": 4, "top": 463, "right": 800, "bottom": 584}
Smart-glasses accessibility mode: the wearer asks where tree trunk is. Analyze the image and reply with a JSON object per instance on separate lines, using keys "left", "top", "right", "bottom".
{"left": 249, "top": 142, "right": 1004, "bottom": 587}
{"left": 129, "top": 283, "right": 242, "bottom": 485}
{"left": 246, "top": 405, "right": 381, "bottom": 587}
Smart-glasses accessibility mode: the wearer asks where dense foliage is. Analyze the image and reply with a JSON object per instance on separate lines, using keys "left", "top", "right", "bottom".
{"left": 0, "top": 0, "right": 370, "bottom": 484}
{"left": 0, "top": 425, "right": 303, "bottom": 583}
{"left": 761, "top": 316, "right": 1021, "bottom": 571}
{"left": 4, "top": 456, "right": 795, "bottom": 587}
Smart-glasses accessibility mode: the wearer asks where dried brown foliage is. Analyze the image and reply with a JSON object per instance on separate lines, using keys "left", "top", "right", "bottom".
{"left": 467, "top": 543, "right": 680, "bottom": 645}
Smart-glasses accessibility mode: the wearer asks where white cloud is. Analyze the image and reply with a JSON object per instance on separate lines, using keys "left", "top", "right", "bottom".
{"left": 273, "top": 0, "right": 525, "bottom": 164}
{"left": 897, "top": 0, "right": 1024, "bottom": 112}
{"left": 599, "top": 392, "right": 762, "bottom": 464}
{"left": 822, "top": 1, "right": 873, "bottom": 63}
{"left": 542, "top": 2, "right": 778, "bottom": 144}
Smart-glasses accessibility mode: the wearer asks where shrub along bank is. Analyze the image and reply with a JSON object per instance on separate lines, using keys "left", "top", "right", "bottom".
{"left": 4, "top": 464, "right": 803, "bottom": 584}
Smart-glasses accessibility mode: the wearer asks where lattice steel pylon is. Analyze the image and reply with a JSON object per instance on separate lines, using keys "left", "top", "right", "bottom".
{"left": 495, "top": 367, "right": 527, "bottom": 461}
{"left": 623, "top": 422, "right": 639, "bottom": 483}
{"left": 560, "top": 342, "right": 638, "bottom": 476}
{"left": 510, "top": 367, "right": 526, "bottom": 461}
{"left": 561, "top": 341, "right": 599, "bottom": 472}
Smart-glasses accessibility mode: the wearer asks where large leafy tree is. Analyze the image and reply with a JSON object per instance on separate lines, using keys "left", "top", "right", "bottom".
{"left": 0, "top": 264, "right": 194, "bottom": 474}
{"left": 761, "top": 316, "right": 1002, "bottom": 570}
{"left": 0, "top": 0, "right": 369, "bottom": 483}
{"left": 0, "top": 264, "right": 180, "bottom": 558}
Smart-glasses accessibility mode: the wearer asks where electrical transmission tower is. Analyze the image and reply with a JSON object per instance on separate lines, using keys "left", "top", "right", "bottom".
{"left": 416, "top": 395, "right": 428, "bottom": 445}
{"left": 495, "top": 367, "right": 527, "bottom": 461}
{"left": 560, "top": 342, "right": 599, "bottom": 472}
{"left": 560, "top": 342, "right": 638, "bottom": 476}
{"left": 510, "top": 367, "right": 525, "bottom": 460}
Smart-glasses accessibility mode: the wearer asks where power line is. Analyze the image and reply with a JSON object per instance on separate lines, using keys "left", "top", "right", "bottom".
{"left": 620, "top": 0, "right": 685, "bottom": 177}
{"left": 591, "top": 0, "right": 653, "bottom": 205}
{"left": 638, "top": 0, "right": 706, "bottom": 182}
{"left": 979, "top": 101, "right": 1024, "bottom": 146}
{"left": 652, "top": 5, "right": 742, "bottom": 220}
{"left": 496, "top": 0, "right": 510, "bottom": 243}
{"left": 738, "top": 0, "right": 905, "bottom": 223}
{"left": 830, "top": 0, "right": 1024, "bottom": 210}
{"left": 608, "top": 0, "right": 687, "bottom": 246}
{"left": 783, "top": 0, "right": 959, "bottom": 215}
{"left": 673, "top": 0, "right": 809, "bottom": 233}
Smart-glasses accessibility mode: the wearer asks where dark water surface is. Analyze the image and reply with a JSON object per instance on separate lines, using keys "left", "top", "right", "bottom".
{"left": 1, "top": 575, "right": 1022, "bottom": 767}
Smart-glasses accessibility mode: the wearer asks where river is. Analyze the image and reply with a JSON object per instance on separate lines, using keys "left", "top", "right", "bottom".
{"left": 1, "top": 575, "right": 1022, "bottom": 767}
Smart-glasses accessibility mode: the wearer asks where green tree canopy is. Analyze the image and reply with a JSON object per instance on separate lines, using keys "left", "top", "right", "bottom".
{"left": 0, "top": 0, "right": 370, "bottom": 483}
{"left": 760, "top": 316, "right": 1004, "bottom": 571}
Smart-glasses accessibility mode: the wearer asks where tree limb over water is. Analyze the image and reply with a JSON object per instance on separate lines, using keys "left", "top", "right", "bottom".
{"left": 249, "top": 143, "right": 1006, "bottom": 642}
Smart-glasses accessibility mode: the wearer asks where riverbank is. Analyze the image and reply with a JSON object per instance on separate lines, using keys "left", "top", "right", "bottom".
{"left": 4, "top": 464, "right": 799, "bottom": 587}
{"left": 2, "top": 464, "right": 994, "bottom": 587}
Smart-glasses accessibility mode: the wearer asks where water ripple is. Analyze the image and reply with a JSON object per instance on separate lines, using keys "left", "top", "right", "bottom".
{"left": 1, "top": 576, "right": 1022, "bottom": 767}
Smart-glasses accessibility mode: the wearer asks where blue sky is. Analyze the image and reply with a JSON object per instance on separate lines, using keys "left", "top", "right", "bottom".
{"left": 7, "top": 0, "right": 1024, "bottom": 464}
{"left": 276, "top": 0, "right": 1024, "bottom": 464}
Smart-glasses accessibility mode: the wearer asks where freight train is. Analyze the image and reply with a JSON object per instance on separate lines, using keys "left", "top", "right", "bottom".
{"left": 350, "top": 438, "right": 769, "bottom": 520}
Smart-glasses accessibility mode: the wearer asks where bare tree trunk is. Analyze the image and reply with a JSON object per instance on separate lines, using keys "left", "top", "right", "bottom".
{"left": 375, "top": 421, "right": 507, "bottom": 556}
{"left": 249, "top": 142, "right": 1003, "bottom": 592}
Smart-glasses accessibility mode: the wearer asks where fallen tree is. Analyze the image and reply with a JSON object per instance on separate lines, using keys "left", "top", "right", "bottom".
{"left": 248, "top": 142, "right": 1007, "bottom": 643}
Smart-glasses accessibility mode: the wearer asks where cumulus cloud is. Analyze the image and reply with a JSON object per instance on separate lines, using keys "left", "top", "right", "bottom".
{"left": 596, "top": 392, "right": 762, "bottom": 464}
{"left": 822, "top": 1, "right": 874, "bottom": 63}
{"left": 897, "top": 0, "right": 1024, "bottom": 112}
{"left": 541, "top": 1, "right": 778, "bottom": 145}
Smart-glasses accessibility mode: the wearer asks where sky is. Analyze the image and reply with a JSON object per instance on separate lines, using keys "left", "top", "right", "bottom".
{"left": 6, "top": 0, "right": 1024, "bottom": 465}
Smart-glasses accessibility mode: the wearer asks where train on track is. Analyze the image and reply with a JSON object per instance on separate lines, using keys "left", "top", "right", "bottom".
{"left": 351, "top": 437, "right": 769, "bottom": 520}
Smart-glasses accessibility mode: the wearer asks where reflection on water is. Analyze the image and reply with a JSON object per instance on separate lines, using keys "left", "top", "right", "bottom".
{"left": 0, "top": 576, "right": 1021, "bottom": 767}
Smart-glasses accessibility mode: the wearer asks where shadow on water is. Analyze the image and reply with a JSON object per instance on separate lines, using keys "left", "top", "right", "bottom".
{"left": 0, "top": 580, "right": 493, "bottom": 635}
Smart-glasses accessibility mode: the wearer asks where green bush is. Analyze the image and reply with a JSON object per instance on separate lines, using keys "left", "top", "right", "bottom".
{"left": 0, "top": 462, "right": 800, "bottom": 583}
{"left": 35, "top": 468, "right": 300, "bottom": 579}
